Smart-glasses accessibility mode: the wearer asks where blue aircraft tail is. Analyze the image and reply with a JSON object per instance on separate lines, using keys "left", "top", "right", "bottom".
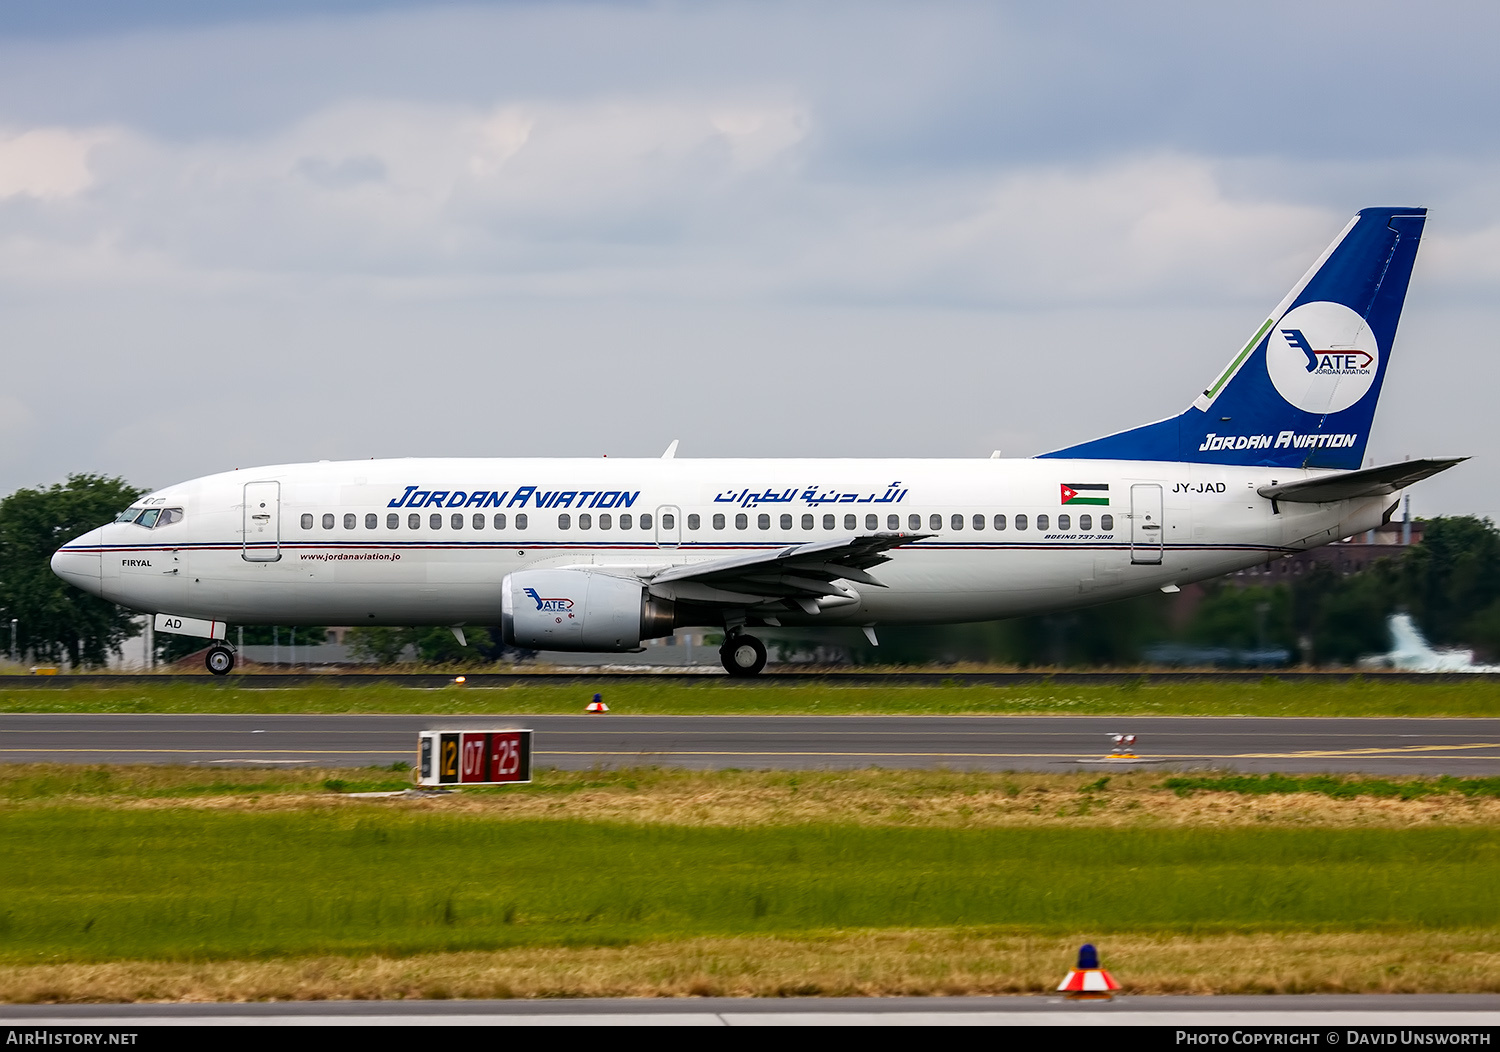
{"left": 1038, "top": 207, "right": 1427, "bottom": 470}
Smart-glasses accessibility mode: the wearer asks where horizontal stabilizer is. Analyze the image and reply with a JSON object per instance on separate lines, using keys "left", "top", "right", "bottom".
{"left": 1257, "top": 457, "right": 1466, "bottom": 504}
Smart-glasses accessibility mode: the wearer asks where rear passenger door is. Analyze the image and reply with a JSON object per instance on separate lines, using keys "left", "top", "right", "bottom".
{"left": 1129, "top": 484, "right": 1164, "bottom": 565}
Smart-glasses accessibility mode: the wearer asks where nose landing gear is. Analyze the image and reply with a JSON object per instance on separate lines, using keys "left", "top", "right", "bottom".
{"left": 719, "top": 632, "right": 767, "bottom": 677}
{"left": 205, "top": 645, "right": 236, "bottom": 676}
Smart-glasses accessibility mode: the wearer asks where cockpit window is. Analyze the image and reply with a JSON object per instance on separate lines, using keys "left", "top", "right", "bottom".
{"left": 115, "top": 507, "right": 143, "bottom": 523}
{"left": 158, "top": 508, "right": 184, "bottom": 527}
{"left": 136, "top": 508, "right": 161, "bottom": 528}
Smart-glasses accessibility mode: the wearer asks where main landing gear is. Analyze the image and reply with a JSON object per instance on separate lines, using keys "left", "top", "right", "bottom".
{"left": 205, "top": 645, "right": 236, "bottom": 676}
{"left": 719, "top": 632, "right": 767, "bottom": 677}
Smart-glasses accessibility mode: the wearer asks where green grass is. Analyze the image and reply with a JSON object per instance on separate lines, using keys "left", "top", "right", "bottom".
{"left": 1163, "top": 774, "right": 1500, "bottom": 801}
{"left": 4, "top": 677, "right": 1500, "bottom": 716}
{"left": 2, "top": 809, "right": 1498, "bottom": 963}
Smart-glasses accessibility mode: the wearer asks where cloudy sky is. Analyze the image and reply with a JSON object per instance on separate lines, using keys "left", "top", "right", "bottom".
{"left": 1, "top": 1, "right": 1497, "bottom": 519}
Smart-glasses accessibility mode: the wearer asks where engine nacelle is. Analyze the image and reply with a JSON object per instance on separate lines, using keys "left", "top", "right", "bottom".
{"left": 501, "top": 569, "right": 675, "bottom": 651}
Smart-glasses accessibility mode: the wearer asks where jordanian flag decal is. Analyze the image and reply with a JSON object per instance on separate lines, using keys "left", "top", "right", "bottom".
{"left": 1061, "top": 483, "right": 1109, "bottom": 506}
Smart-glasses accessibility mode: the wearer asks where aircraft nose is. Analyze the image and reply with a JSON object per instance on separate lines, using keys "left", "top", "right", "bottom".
{"left": 51, "top": 529, "right": 103, "bottom": 597}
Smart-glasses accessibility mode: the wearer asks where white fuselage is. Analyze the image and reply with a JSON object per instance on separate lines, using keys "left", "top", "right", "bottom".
{"left": 53, "top": 456, "right": 1392, "bottom": 632}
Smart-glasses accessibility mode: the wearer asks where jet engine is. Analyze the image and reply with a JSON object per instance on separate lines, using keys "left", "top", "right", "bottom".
{"left": 501, "top": 569, "right": 675, "bottom": 651}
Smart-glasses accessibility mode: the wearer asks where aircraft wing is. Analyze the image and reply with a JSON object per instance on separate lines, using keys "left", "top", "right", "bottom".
{"left": 1257, "top": 457, "right": 1466, "bottom": 504}
{"left": 648, "top": 533, "right": 930, "bottom": 603}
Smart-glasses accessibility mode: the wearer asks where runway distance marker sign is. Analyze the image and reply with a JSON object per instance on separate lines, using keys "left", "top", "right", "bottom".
{"left": 418, "top": 730, "right": 532, "bottom": 786}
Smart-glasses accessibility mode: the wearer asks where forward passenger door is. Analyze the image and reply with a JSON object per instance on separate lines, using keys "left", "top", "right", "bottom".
{"left": 242, "top": 481, "right": 282, "bottom": 562}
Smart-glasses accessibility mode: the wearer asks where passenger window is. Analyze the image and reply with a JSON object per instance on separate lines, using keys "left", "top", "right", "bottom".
{"left": 802, "top": 514, "right": 814, "bottom": 530}
{"left": 388, "top": 513, "right": 399, "bottom": 529}
{"left": 758, "top": 513, "right": 771, "bottom": 530}
{"left": 300, "top": 513, "right": 314, "bottom": 530}
{"left": 408, "top": 513, "right": 420, "bottom": 529}
{"left": 452, "top": 513, "right": 464, "bottom": 530}
{"left": 1058, "top": 514, "right": 1070, "bottom": 531}
{"left": 687, "top": 513, "right": 700, "bottom": 530}
{"left": 1037, "top": 514, "right": 1049, "bottom": 531}
{"left": 824, "top": 514, "right": 835, "bottom": 530}
{"left": 736, "top": 513, "right": 748, "bottom": 530}
{"left": 844, "top": 514, "right": 857, "bottom": 530}
{"left": 972, "top": 513, "right": 984, "bottom": 530}
{"left": 558, "top": 513, "right": 571, "bottom": 530}
{"left": 579, "top": 513, "right": 591, "bottom": 530}
{"left": 1079, "top": 514, "right": 1092, "bottom": 531}
{"left": 1015, "top": 513, "right": 1028, "bottom": 531}
{"left": 909, "top": 514, "right": 921, "bottom": 531}
{"left": 713, "top": 513, "right": 726, "bottom": 530}
{"left": 516, "top": 513, "right": 528, "bottom": 530}
{"left": 640, "top": 513, "right": 652, "bottom": 530}
{"left": 1101, "top": 514, "right": 1113, "bottom": 531}
{"left": 662, "top": 513, "right": 675, "bottom": 529}
{"left": 618, "top": 513, "right": 631, "bottom": 530}
{"left": 600, "top": 513, "right": 612, "bottom": 530}
{"left": 888, "top": 514, "right": 900, "bottom": 530}
{"left": 866, "top": 513, "right": 878, "bottom": 530}
{"left": 473, "top": 513, "right": 485, "bottom": 530}
{"left": 345, "top": 513, "right": 357, "bottom": 529}
{"left": 950, "top": 513, "right": 963, "bottom": 530}
{"left": 929, "top": 514, "right": 941, "bottom": 531}
{"left": 323, "top": 513, "right": 335, "bottom": 530}
{"left": 366, "top": 513, "right": 378, "bottom": 529}
{"left": 429, "top": 513, "right": 441, "bottom": 530}
{"left": 994, "top": 514, "right": 1006, "bottom": 531}
{"left": 493, "top": 513, "right": 507, "bottom": 530}
{"left": 781, "top": 514, "right": 793, "bottom": 530}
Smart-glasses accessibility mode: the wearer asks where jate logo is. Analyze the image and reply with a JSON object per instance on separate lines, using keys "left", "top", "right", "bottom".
{"left": 524, "top": 587, "right": 574, "bottom": 613}
{"left": 1280, "top": 329, "right": 1374, "bottom": 374}
{"left": 1265, "top": 301, "right": 1379, "bottom": 415}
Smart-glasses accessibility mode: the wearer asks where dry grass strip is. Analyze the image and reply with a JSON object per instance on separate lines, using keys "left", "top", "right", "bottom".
{"left": 5, "top": 930, "right": 1500, "bottom": 1003}
{"left": 7, "top": 766, "right": 1500, "bottom": 827}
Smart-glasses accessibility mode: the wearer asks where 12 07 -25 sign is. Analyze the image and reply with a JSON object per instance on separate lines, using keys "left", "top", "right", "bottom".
{"left": 417, "top": 730, "right": 532, "bottom": 786}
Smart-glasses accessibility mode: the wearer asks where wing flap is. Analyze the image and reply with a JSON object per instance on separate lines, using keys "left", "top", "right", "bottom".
{"left": 648, "top": 533, "right": 928, "bottom": 600}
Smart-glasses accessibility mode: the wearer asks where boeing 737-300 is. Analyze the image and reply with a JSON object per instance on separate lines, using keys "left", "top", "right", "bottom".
{"left": 51, "top": 207, "right": 1462, "bottom": 675}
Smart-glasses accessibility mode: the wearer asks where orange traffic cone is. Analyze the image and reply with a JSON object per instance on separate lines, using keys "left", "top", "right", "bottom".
{"left": 1057, "top": 944, "right": 1120, "bottom": 1000}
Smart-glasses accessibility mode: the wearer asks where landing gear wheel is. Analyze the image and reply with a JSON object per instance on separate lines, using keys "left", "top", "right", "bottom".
{"left": 205, "top": 645, "right": 235, "bottom": 676}
{"left": 720, "top": 633, "right": 767, "bottom": 677}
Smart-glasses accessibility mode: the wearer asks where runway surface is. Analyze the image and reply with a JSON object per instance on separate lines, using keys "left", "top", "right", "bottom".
{"left": 5, "top": 995, "right": 1499, "bottom": 1027}
{"left": 4, "top": 713, "right": 1500, "bottom": 774}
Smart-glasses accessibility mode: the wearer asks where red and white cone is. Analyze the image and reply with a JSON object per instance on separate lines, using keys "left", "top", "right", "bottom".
{"left": 585, "top": 693, "right": 609, "bottom": 714}
{"left": 1057, "top": 944, "right": 1120, "bottom": 1000}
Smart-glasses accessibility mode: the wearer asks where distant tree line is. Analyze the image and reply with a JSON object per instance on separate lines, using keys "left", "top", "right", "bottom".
{"left": 866, "top": 516, "right": 1500, "bottom": 667}
{"left": 0, "top": 475, "right": 145, "bottom": 667}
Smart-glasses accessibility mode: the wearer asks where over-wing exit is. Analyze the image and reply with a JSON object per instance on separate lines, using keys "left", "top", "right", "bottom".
{"left": 51, "top": 208, "right": 1461, "bottom": 676}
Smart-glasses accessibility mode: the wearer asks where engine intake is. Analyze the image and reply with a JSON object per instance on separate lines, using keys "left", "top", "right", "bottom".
{"left": 501, "top": 569, "right": 675, "bottom": 651}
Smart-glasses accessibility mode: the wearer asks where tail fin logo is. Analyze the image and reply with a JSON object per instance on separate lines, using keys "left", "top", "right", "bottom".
{"left": 1265, "top": 301, "right": 1379, "bottom": 415}
{"left": 1280, "top": 328, "right": 1375, "bottom": 374}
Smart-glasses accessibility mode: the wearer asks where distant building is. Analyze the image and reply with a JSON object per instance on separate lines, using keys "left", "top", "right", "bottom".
{"left": 1230, "top": 518, "right": 1424, "bottom": 583}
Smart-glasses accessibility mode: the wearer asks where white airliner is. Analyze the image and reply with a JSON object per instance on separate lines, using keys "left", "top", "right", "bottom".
{"left": 52, "top": 208, "right": 1461, "bottom": 675}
